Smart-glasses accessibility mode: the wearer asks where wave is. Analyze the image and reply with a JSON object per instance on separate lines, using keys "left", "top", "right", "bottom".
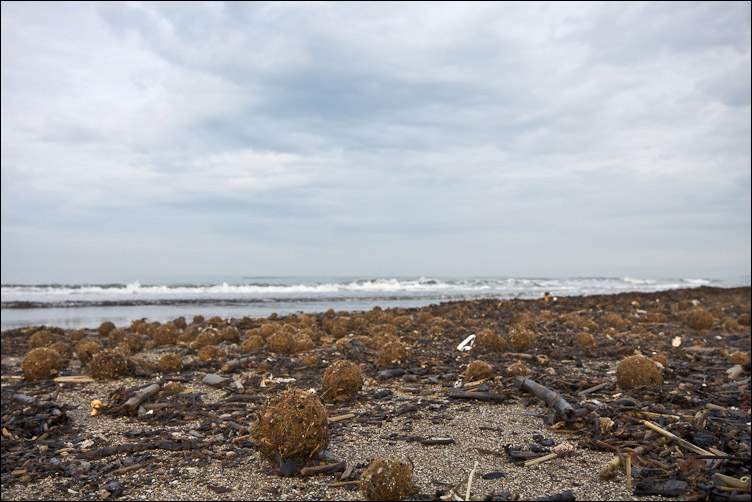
{"left": 2, "top": 276, "right": 747, "bottom": 311}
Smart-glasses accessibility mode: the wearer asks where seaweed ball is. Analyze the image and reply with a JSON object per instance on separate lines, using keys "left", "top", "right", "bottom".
{"left": 377, "top": 340, "right": 410, "bottom": 367}
{"left": 157, "top": 353, "right": 183, "bottom": 373}
{"left": 616, "top": 355, "right": 663, "bottom": 388}
{"left": 241, "top": 334, "right": 265, "bottom": 353}
{"left": 251, "top": 388, "right": 329, "bottom": 464}
{"left": 22, "top": 347, "right": 62, "bottom": 380}
{"left": 685, "top": 307, "right": 714, "bottom": 331}
{"left": 76, "top": 338, "right": 103, "bottom": 364}
{"left": 321, "top": 360, "right": 363, "bottom": 399}
{"left": 572, "top": 331, "right": 596, "bottom": 347}
{"left": 360, "top": 457, "right": 418, "bottom": 501}
{"left": 464, "top": 360, "right": 495, "bottom": 382}
{"left": 27, "top": 329, "right": 57, "bottom": 349}
{"left": 87, "top": 349, "right": 131, "bottom": 380}
{"left": 49, "top": 341, "right": 73, "bottom": 363}
{"left": 197, "top": 345, "right": 221, "bottom": 363}
{"left": 506, "top": 362, "right": 531, "bottom": 377}
{"left": 98, "top": 321, "right": 117, "bottom": 337}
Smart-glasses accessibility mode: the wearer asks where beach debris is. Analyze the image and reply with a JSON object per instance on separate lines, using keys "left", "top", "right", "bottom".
{"left": 87, "top": 349, "right": 132, "bottom": 380}
{"left": 532, "top": 490, "right": 576, "bottom": 501}
{"left": 514, "top": 376, "right": 575, "bottom": 421}
{"left": 633, "top": 478, "right": 688, "bottom": 497}
{"left": 157, "top": 352, "right": 183, "bottom": 373}
{"left": 473, "top": 329, "right": 502, "bottom": 352}
{"left": 90, "top": 399, "right": 108, "bottom": 416}
{"left": 684, "top": 306, "right": 714, "bottom": 330}
{"left": 615, "top": 354, "right": 663, "bottom": 389}
{"left": 448, "top": 388, "right": 507, "bottom": 402}
{"left": 456, "top": 334, "right": 475, "bottom": 351}
{"left": 378, "top": 339, "right": 410, "bottom": 366}
{"left": 201, "top": 373, "right": 229, "bottom": 388}
{"left": 523, "top": 443, "right": 575, "bottom": 467}
{"left": 465, "top": 460, "right": 479, "bottom": 501}
{"left": 360, "top": 457, "right": 418, "bottom": 501}
{"left": 122, "top": 383, "right": 162, "bottom": 412}
{"left": 506, "top": 362, "right": 531, "bottom": 377}
{"left": 321, "top": 359, "right": 363, "bottom": 400}
{"left": 300, "top": 460, "right": 346, "bottom": 476}
{"left": 21, "top": 347, "right": 62, "bottom": 380}
{"left": 75, "top": 338, "right": 102, "bottom": 364}
{"left": 377, "top": 368, "right": 406, "bottom": 380}
{"left": 463, "top": 360, "right": 495, "bottom": 382}
{"left": 252, "top": 388, "right": 330, "bottom": 467}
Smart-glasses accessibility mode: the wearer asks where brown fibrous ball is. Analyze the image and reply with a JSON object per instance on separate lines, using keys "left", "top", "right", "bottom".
{"left": 506, "top": 362, "right": 531, "bottom": 377}
{"left": 360, "top": 457, "right": 417, "bottom": 501}
{"left": 241, "top": 334, "right": 265, "bottom": 353}
{"left": 98, "top": 321, "right": 116, "bottom": 337}
{"left": 464, "top": 360, "right": 496, "bottom": 382}
{"left": 76, "top": 338, "right": 103, "bottom": 364}
{"left": 87, "top": 349, "right": 131, "bottom": 380}
{"left": 267, "top": 329, "right": 295, "bottom": 354}
{"left": 27, "top": 329, "right": 57, "bottom": 349}
{"left": 616, "top": 355, "right": 663, "bottom": 388}
{"left": 197, "top": 345, "right": 221, "bottom": 363}
{"left": 154, "top": 325, "right": 179, "bottom": 346}
{"left": 572, "top": 331, "right": 596, "bottom": 347}
{"left": 251, "top": 388, "right": 330, "bottom": 464}
{"left": 507, "top": 326, "right": 537, "bottom": 351}
{"left": 49, "top": 341, "right": 73, "bottom": 363}
{"left": 685, "top": 307, "right": 714, "bottom": 331}
{"left": 377, "top": 340, "right": 410, "bottom": 367}
{"left": 157, "top": 353, "right": 183, "bottom": 373}
{"left": 294, "top": 332, "right": 315, "bottom": 352}
{"left": 729, "top": 351, "right": 750, "bottom": 366}
{"left": 652, "top": 354, "right": 669, "bottom": 367}
{"left": 22, "top": 347, "right": 62, "bottom": 380}
{"left": 322, "top": 360, "right": 363, "bottom": 399}
{"left": 190, "top": 328, "right": 220, "bottom": 350}
{"left": 473, "top": 329, "right": 502, "bottom": 352}
{"left": 221, "top": 326, "right": 240, "bottom": 343}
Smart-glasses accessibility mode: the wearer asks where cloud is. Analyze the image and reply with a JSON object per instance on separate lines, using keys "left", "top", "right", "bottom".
{"left": 1, "top": 1, "right": 750, "bottom": 282}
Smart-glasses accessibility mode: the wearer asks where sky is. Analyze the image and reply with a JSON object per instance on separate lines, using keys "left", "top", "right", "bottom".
{"left": 1, "top": 1, "right": 750, "bottom": 284}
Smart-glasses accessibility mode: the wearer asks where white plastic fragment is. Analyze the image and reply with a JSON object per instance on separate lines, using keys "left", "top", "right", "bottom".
{"left": 457, "top": 334, "right": 475, "bottom": 351}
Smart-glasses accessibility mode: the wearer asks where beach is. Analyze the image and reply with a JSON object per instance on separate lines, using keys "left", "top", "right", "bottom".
{"left": 1, "top": 285, "right": 750, "bottom": 501}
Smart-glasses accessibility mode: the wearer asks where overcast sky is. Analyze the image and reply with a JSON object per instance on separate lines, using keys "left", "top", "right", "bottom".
{"left": 1, "top": 1, "right": 750, "bottom": 283}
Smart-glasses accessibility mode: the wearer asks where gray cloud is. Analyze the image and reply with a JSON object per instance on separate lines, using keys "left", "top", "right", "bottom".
{"left": 1, "top": 1, "right": 749, "bottom": 282}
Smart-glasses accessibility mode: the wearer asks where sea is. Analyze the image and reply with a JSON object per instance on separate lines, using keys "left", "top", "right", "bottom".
{"left": 1, "top": 275, "right": 750, "bottom": 331}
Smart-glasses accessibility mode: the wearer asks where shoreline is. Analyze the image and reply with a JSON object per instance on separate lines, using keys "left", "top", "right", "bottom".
{"left": 2, "top": 286, "right": 750, "bottom": 501}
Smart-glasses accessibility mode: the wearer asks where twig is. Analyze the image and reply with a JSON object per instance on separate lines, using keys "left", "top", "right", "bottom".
{"left": 641, "top": 420, "right": 713, "bottom": 456}
{"left": 626, "top": 454, "right": 632, "bottom": 492}
{"left": 514, "top": 377, "right": 575, "bottom": 420}
{"left": 122, "top": 383, "right": 161, "bottom": 412}
{"left": 300, "top": 461, "right": 346, "bottom": 476}
{"left": 221, "top": 356, "right": 255, "bottom": 373}
{"left": 524, "top": 452, "right": 558, "bottom": 467}
{"left": 329, "top": 480, "right": 360, "bottom": 487}
{"left": 577, "top": 381, "right": 609, "bottom": 396}
{"left": 448, "top": 389, "right": 507, "bottom": 402}
{"left": 465, "top": 461, "right": 478, "bottom": 501}
{"left": 328, "top": 413, "right": 356, "bottom": 423}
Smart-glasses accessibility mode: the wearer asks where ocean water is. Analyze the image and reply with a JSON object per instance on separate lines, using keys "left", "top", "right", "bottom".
{"left": 1, "top": 275, "right": 749, "bottom": 331}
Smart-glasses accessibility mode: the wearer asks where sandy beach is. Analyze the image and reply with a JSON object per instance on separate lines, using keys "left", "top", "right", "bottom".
{"left": 2, "top": 286, "right": 750, "bottom": 501}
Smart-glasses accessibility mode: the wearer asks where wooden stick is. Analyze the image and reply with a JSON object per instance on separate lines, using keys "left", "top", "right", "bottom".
{"left": 448, "top": 389, "right": 507, "bottom": 402}
{"left": 122, "top": 383, "right": 161, "bottom": 412}
{"left": 524, "top": 452, "right": 558, "bottom": 467}
{"left": 466, "top": 461, "right": 478, "bottom": 501}
{"left": 641, "top": 420, "right": 713, "bottom": 456}
{"left": 578, "top": 382, "right": 609, "bottom": 395}
{"left": 626, "top": 454, "right": 632, "bottom": 491}
{"left": 222, "top": 356, "right": 255, "bottom": 373}
{"left": 329, "top": 480, "right": 360, "bottom": 487}
{"left": 300, "top": 461, "right": 346, "bottom": 476}
{"left": 514, "top": 377, "right": 575, "bottom": 420}
{"left": 328, "top": 413, "right": 356, "bottom": 423}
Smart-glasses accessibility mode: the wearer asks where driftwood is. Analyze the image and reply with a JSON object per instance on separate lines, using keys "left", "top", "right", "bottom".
{"left": 514, "top": 377, "right": 575, "bottom": 421}
{"left": 81, "top": 439, "right": 212, "bottom": 460}
{"left": 221, "top": 356, "right": 255, "bottom": 373}
{"left": 448, "top": 389, "right": 507, "bottom": 402}
{"left": 300, "top": 461, "right": 346, "bottom": 476}
{"left": 122, "top": 383, "right": 161, "bottom": 412}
